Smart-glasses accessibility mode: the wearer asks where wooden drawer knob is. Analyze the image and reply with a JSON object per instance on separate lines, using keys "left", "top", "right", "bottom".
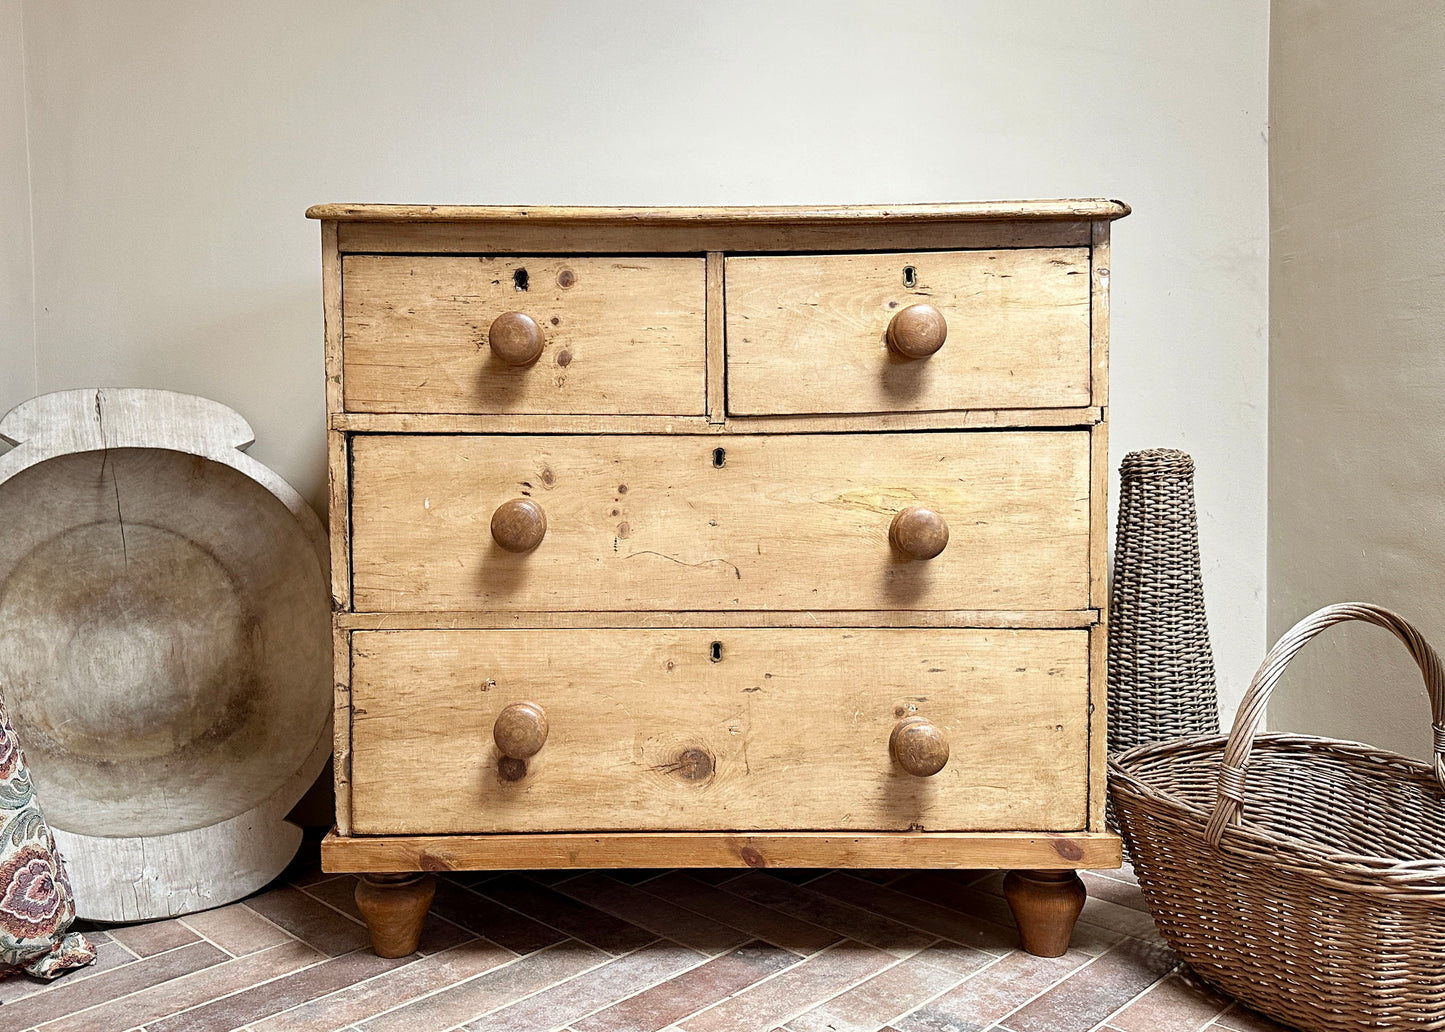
{"left": 889, "top": 505, "right": 949, "bottom": 560}
{"left": 891, "top": 716, "right": 949, "bottom": 776}
{"left": 491, "top": 498, "right": 547, "bottom": 552}
{"left": 886, "top": 303, "right": 947, "bottom": 359}
{"left": 488, "top": 311, "right": 545, "bottom": 365}
{"left": 494, "top": 701, "right": 549, "bottom": 759}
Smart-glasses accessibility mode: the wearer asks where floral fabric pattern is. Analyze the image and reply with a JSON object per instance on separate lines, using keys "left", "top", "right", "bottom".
{"left": 0, "top": 700, "right": 93, "bottom": 980}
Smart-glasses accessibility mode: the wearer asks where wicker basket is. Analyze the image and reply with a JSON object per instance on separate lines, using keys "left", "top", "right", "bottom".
{"left": 1110, "top": 603, "right": 1445, "bottom": 1031}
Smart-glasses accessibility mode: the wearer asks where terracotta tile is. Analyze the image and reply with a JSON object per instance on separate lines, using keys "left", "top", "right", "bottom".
{"left": 557, "top": 873, "right": 753, "bottom": 955}
{"left": 182, "top": 904, "right": 294, "bottom": 956}
{"left": 678, "top": 940, "right": 895, "bottom": 1032}
{"left": 1079, "top": 871, "right": 1151, "bottom": 913}
{"left": 0, "top": 939, "right": 134, "bottom": 1005}
{"left": 299, "top": 873, "right": 365, "bottom": 921}
{"left": 356, "top": 940, "right": 607, "bottom": 1032}
{"left": 1211, "top": 1004, "right": 1297, "bottom": 1032}
{"left": 145, "top": 947, "right": 411, "bottom": 1032}
{"left": 687, "top": 869, "right": 745, "bottom": 885}
{"left": 809, "top": 872, "right": 1019, "bottom": 954}
{"left": 1003, "top": 938, "right": 1180, "bottom": 1032}
{"left": 244, "top": 884, "right": 371, "bottom": 956}
{"left": 1109, "top": 969, "right": 1232, "bottom": 1032}
{"left": 891, "top": 872, "right": 1121, "bottom": 956}
{"left": 35, "top": 940, "right": 322, "bottom": 1032}
{"left": 850, "top": 870, "right": 907, "bottom": 885}
{"left": 640, "top": 872, "right": 842, "bottom": 955}
{"left": 107, "top": 919, "right": 202, "bottom": 958}
{"left": 0, "top": 941, "right": 228, "bottom": 1032}
{"left": 575, "top": 941, "right": 796, "bottom": 1032}
{"left": 478, "top": 874, "right": 657, "bottom": 954}
{"left": 523, "top": 869, "right": 581, "bottom": 884}
{"left": 765, "top": 870, "right": 828, "bottom": 886}
{"left": 444, "top": 870, "right": 500, "bottom": 889}
{"left": 468, "top": 939, "right": 705, "bottom": 1032}
{"left": 720, "top": 872, "right": 934, "bottom": 957}
{"left": 243, "top": 938, "right": 514, "bottom": 1032}
{"left": 787, "top": 943, "right": 990, "bottom": 1032}
{"left": 894, "top": 947, "right": 1090, "bottom": 1032}
{"left": 68, "top": 925, "right": 112, "bottom": 943}
{"left": 426, "top": 877, "right": 566, "bottom": 955}
{"left": 610, "top": 868, "right": 672, "bottom": 884}
{"left": 1090, "top": 862, "right": 1139, "bottom": 886}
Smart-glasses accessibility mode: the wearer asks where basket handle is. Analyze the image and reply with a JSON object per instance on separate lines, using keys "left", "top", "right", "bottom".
{"left": 1203, "top": 602, "right": 1445, "bottom": 848}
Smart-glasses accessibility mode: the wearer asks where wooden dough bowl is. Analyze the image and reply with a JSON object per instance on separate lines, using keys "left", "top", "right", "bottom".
{"left": 0, "top": 389, "right": 331, "bottom": 921}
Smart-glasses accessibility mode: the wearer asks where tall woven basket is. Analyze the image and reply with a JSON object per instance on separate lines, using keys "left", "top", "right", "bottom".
{"left": 1110, "top": 603, "right": 1445, "bottom": 1031}
{"left": 1109, "top": 449, "right": 1219, "bottom": 755}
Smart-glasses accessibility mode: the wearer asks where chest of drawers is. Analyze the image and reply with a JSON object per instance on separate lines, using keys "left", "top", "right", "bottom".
{"left": 311, "top": 201, "right": 1128, "bottom": 959}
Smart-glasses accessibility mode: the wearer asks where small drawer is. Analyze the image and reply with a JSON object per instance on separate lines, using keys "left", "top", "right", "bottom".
{"left": 341, "top": 255, "right": 706, "bottom": 414}
{"left": 348, "top": 627, "right": 1090, "bottom": 834}
{"left": 725, "top": 248, "right": 1092, "bottom": 415}
{"left": 349, "top": 430, "right": 1091, "bottom": 613}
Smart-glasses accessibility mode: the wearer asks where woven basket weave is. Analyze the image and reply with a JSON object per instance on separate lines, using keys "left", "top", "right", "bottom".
{"left": 1109, "top": 449, "right": 1219, "bottom": 754}
{"left": 1110, "top": 603, "right": 1445, "bottom": 1031}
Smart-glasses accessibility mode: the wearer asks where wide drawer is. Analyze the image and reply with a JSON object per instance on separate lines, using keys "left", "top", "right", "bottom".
{"left": 349, "top": 431, "right": 1091, "bottom": 613}
{"left": 348, "top": 627, "right": 1090, "bottom": 834}
{"left": 341, "top": 255, "right": 707, "bottom": 414}
{"left": 725, "top": 248, "right": 1092, "bottom": 415}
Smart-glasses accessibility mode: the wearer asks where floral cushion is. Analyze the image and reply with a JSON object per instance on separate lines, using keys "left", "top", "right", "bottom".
{"left": 0, "top": 700, "right": 93, "bottom": 979}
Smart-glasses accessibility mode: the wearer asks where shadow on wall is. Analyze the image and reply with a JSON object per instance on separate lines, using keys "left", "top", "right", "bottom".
{"left": 24, "top": 284, "right": 332, "bottom": 520}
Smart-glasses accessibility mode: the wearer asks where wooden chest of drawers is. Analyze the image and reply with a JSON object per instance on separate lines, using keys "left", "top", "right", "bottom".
{"left": 312, "top": 201, "right": 1128, "bottom": 959}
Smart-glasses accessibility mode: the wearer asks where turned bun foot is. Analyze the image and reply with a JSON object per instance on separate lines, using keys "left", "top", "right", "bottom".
{"left": 355, "top": 873, "right": 436, "bottom": 958}
{"left": 1003, "top": 869, "right": 1086, "bottom": 958}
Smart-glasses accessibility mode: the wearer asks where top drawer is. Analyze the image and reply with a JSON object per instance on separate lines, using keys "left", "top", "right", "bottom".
{"left": 726, "top": 248, "right": 1092, "bottom": 415}
{"left": 341, "top": 255, "right": 707, "bottom": 414}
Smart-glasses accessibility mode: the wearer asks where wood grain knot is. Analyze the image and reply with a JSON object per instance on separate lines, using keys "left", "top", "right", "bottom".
{"left": 740, "top": 846, "right": 767, "bottom": 868}
{"left": 1050, "top": 837, "right": 1086, "bottom": 861}
{"left": 675, "top": 747, "right": 714, "bottom": 781}
{"left": 497, "top": 756, "right": 528, "bottom": 782}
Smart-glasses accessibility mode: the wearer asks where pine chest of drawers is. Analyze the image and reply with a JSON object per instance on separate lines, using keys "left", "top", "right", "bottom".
{"left": 311, "top": 201, "right": 1129, "bottom": 958}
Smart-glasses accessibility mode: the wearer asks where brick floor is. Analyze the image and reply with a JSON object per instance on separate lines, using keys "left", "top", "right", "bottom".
{"left": 0, "top": 849, "right": 1288, "bottom": 1032}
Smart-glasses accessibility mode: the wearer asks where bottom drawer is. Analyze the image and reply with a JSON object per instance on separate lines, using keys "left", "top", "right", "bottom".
{"left": 348, "top": 627, "right": 1090, "bottom": 835}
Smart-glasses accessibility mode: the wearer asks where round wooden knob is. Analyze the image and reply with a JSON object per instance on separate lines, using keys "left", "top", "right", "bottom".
{"left": 886, "top": 304, "right": 947, "bottom": 359}
{"left": 891, "top": 716, "right": 949, "bottom": 776}
{"left": 494, "top": 701, "right": 549, "bottom": 759}
{"left": 491, "top": 498, "right": 547, "bottom": 552}
{"left": 889, "top": 505, "right": 949, "bottom": 560}
{"left": 488, "top": 311, "right": 545, "bottom": 365}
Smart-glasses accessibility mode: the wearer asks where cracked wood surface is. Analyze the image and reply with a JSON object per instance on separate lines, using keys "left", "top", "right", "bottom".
{"left": 347, "top": 431, "right": 1090, "bottom": 613}
{"left": 347, "top": 628, "right": 1089, "bottom": 835}
{"left": 0, "top": 388, "right": 332, "bottom": 919}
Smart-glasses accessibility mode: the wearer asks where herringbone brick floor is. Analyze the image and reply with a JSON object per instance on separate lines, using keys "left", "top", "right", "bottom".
{"left": 0, "top": 849, "right": 1292, "bottom": 1032}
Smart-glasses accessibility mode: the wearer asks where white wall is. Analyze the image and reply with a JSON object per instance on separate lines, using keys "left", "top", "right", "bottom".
{"left": 0, "top": 0, "right": 34, "bottom": 416}
{"left": 6, "top": 0, "right": 1270, "bottom": 710}
{"left": 1269, "top": 2, "right": 1445, "bottom": 759}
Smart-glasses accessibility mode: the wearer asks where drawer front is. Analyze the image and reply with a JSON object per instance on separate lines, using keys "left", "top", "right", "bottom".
{"left": 725, "top": 248, "right": 1091, "bottom": 415}
{"left": 348, "top": 628, "right": 1090, "bottom": 834}
{"left": 350, "top": 431, "right": 1090, "bottom": 613}
{"left": 341, "top": 255, "right": 707, "bottom": 414}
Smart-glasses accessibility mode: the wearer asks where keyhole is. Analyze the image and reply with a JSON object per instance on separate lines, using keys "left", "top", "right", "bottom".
{"left": 712, "top": 447, "right": 726, "bottom": 468}
{"left": 902, "top": 266, "right": 918, "bottom": 289}
{"left": 710, "top": 641, "right": 723, "bottom": 662}
{"left": 513, "top": 268, "right": 529, "bottom": 291}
